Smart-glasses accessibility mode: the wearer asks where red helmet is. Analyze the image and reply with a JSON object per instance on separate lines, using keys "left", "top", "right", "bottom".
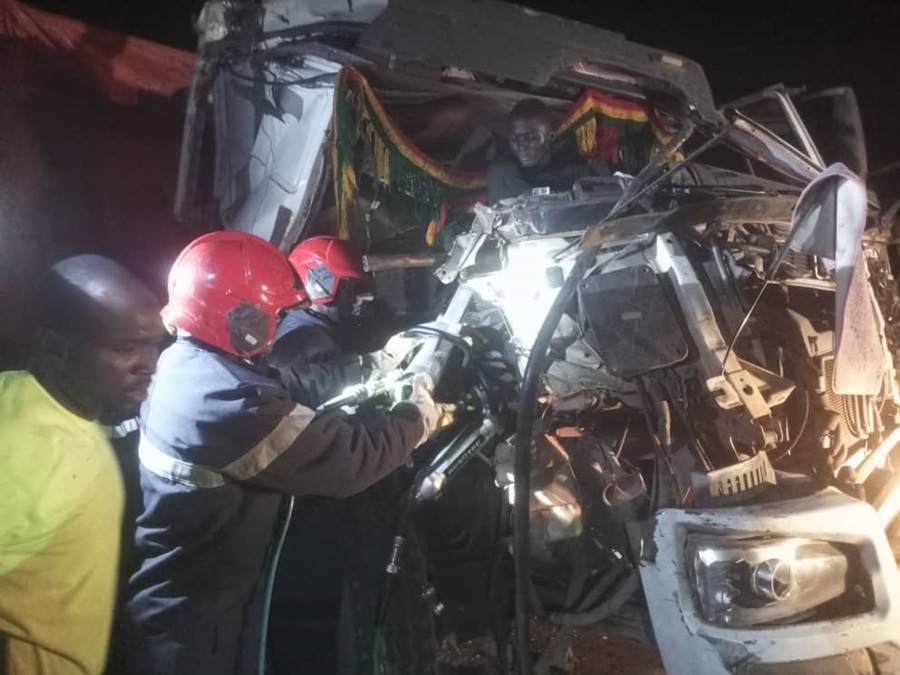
{"left": 162, "top": 231, "right": 308, "bottom": 358}
{"left": 288, "top": 236, "right": 371, "bottom": 305}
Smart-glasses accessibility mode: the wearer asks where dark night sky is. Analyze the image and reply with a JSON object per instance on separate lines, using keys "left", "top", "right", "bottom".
{"left": 27, "top": 0, "right": 900, "bottom": 181}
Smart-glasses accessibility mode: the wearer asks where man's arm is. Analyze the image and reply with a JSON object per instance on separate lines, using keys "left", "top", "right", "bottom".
{"left": 206, "top": 399, "right": 424, "bottom": 499}
{"left": 268, "top": 325, "right": 364, "bottom": 407}
{"left": 244, "top": 404, "right": 424, "bottom": 498}
{"left": 140, "top": 367, "right": 434, "bottom": 499}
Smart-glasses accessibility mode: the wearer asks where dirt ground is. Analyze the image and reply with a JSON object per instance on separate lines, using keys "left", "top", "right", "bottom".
{"left": 565, "top": 632, "right": 664, "bottom": 675}
{"left": 438, "top": 620, "right": 664, "bottom": 675}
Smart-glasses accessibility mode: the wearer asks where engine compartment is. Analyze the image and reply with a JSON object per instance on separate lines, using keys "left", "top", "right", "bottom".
{"left": 385, "top": 171, "right": 900, "bottom": 652}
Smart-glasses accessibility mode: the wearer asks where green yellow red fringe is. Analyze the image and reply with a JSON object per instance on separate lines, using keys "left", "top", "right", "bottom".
{"left": 332, "top": 67, "right": 682, "bottom": 245}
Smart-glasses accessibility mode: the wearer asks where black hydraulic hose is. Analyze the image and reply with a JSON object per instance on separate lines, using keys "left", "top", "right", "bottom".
{"left": 402, "top": 325, "right": 472, "bottom": 368}
{"left": 548, "top": 570, "right": 641, "bottom": 628}
{"left": 512, "top": 249, "right": 595, "bottom": 674}
{"left": 510, "top": 124, "right": 701, "bottom": 667}
{"left": 561, "top": 540, "right": 591, "bottom": 609}
{"left": 372, "top": 491, "right": 415, "bottom": 651}
{"left": 489, "top": 493, "right": 513, "bottom": 675}
{"left": 513, "top": 242, "right": 642, "bottom": 672}
{"left": 563, "top": 565, "right": 622, "bottom": 615}
{"left": 372, "top": 455, "right": 436, "bottom": 640}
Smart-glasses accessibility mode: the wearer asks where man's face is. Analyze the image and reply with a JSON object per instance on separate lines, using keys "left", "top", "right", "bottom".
{"left": 509, "top": 116, "right": 553, "bottom": 168}
{"left": 75, "top": 299, "right": 165, "bottom": 424}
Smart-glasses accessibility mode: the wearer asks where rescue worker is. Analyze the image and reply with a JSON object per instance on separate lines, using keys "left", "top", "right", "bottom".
{"left": 266, "top": 236, "right": 419, "bottom": 673}
{"left": 267, "top": 235, "right": 377, "bottom": 408}
{"left": 487, "top": 98, "right": 611, "bottom": 204}
{"left": 0, "top": 254, "right": 162, "bottom": 675}
{"left": 125, "top": 231, "right": 442, "bottom": 675}
{"left": 270, "top": 235, "right": 415, "bottom": 410}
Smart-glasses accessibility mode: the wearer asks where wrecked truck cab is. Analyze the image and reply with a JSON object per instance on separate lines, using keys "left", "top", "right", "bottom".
{"left": 174, "top": 0, "right": 719, "bottom": 252}
{"left": 176, "top": 1, "right": 900, "bottom": 673}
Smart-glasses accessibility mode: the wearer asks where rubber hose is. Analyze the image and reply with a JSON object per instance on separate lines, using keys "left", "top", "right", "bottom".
{"left": 257, "top": 495, "right": 296, "bottom": 675}
{"left": 402, "top": 325, "right": 472, "bottom": 368}
{"left": 547, "top": 569, "right": 641, "bottom": 627}
{"left": 489, "top": 492, "right": 513, "bottom": 675}
{"left": 512, "top": 249, "right": 594, "bottom": 674}
{"left": 565, "top": 565, "right": 622, "bottom": 614}
{"left": 562, "top": 540, "right": 591, "bottom": 608}
{"left": 374, "top": 493, "right": 415, "bottom": 633}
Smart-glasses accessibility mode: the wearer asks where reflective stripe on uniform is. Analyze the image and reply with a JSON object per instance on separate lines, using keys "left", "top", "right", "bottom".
{"left": 106, "top": 416, "right": 140, "bottom": 439}
{"left": 219, "top": 405, "right": 315, "bottom": 481}
{"left": 139, "top": 434, "right": 226, "bottom": 488}
{"left": 137, "top": 405, "right": 316, "bottom": 489}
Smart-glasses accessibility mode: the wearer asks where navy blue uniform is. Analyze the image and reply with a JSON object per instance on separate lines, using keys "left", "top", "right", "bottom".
{"left": 267, "top": 309, "right": 364, "bottom": 672}
{"left": 267, "top": 309, "right": 363, "bottom": 408}
{"left": 125, "top": 337, "right": 423, "bottom": 675}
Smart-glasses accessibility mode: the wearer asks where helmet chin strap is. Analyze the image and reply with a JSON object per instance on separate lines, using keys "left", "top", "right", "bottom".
{"left": 310, "top": 281, "right": 371, "bottom": 323}
{"left": 308, "top": 302, "right": 342, "bottom": 321}
{"left": 307, "top": 302, "right": 351, "bottom": 324}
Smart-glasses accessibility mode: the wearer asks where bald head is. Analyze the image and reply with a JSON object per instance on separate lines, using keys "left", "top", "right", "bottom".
{"left": 32, "top": 254, "right": 164, "bottom": 422}
{"left": 35, "top": 255, "right": 157, "bottom": 338}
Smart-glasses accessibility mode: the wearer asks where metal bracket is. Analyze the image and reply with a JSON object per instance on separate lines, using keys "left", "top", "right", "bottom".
{"left": 709, "top": 355, "right": 796, "bottom": 419}
{"left": 435, "top": 232, "right": 487, "bottom": 284}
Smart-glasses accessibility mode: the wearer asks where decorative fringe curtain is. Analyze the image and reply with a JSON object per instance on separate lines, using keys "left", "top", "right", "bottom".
{"left": 332, "top": 67, "right": 679, "bottom": 246}
{"left": 332, "top": 67, "right": 485, "bottom": 244}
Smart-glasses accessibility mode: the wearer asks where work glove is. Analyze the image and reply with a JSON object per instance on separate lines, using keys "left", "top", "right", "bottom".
{"left": 362, "top": 334, "right": 423, "bottom": 383}
{"left": 397, "top": 373, "right": 455, "bottom": 447}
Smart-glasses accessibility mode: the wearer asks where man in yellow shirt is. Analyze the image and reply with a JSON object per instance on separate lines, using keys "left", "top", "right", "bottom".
{"left": 0, "top": 254, "right": 163, "bottom": 675}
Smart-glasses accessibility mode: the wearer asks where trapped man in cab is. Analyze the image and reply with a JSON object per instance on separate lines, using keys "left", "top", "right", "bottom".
{"left": 487, "top": 98, "right": 612, "bottom": 204}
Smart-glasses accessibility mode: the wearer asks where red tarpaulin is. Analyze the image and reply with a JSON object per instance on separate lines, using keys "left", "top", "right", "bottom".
{"left": 0, "top": 0, "right": 196, "bottom": 367}
{"left": 0, "top": 0, "right": 194, "bottom": 102}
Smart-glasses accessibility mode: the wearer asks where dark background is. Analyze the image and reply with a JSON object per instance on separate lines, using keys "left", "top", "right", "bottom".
{"left": 27, "top": 0, "right": 900, "bottom": 187}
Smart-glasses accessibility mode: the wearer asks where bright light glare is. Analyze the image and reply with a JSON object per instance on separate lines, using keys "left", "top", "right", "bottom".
{"left": 465, "top": 238, "right": 573, "bottom": 351}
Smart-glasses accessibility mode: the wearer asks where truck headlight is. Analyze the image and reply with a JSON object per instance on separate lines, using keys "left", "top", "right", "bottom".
{"left": 687, "top": 535, "right": 853, "bottom": 626}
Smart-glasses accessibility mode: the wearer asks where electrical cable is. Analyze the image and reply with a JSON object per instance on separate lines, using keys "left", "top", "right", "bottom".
{"left": 723, "top": 173, "right": 833, "bottom": 371}
{"left": 720, "top": 279, "right": 772, "bottom": 374}
{"left": 770, "top": 391, "right": 811, "bottom": 464}
{"left": 551, "top": 124, "right": 709, "bottom": 263}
